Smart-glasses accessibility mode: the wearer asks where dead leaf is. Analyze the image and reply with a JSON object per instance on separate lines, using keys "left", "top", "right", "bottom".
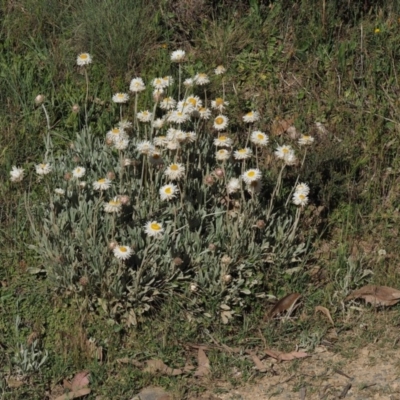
{"left": 245, "top": 350, "right": 267, "bottom": 372}
{"left": 6, "top": 376, "right": 24, "bottom": 388}
{"left": 345, "top": 285, "right": 400, "bottom": 307}
{"left": 265, "top": 349, "right": 309, "bottom": 361}
{"left": 194, "top": 348, "right": 210, "bottom": 377}
{"left": 315, "top": 306, "right": 334, "bottom": 326}
{"left": 116, "top": 358, "right": 143, "bottom": 368}
{"left": 64, "top": 370, "right": 90, "bottom": 392}
{"left": 271, "top": 117, "right": 294, "bottom": 136}
{"left": 143, "top": 359, "right": 186, "bottom": 376}
{"left": 268, "top": 293, "right": 302, "bottom": 319}
{"left": 54, "top": 388, "right": 91, "bottom": 400}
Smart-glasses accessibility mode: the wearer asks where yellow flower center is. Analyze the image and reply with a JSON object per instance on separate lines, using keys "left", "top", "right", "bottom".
{"left": 257, "top": 134, "right": 264, "bottom": 139}
{"left": 282, "top": 147, "right": 289, "bottom": 153}
{"left": 188, "top": 98, "right": 197, "bottom": 106}
{"left": 112, "top": 128, "right": 120, "bottom": 134}
{"left": 200, "top": 107, "right": 206, "bottom": 112}
{"left": 119, "top": 246, "right": 127, "bottom": 252}
{"left": 80, "top": 54, "right": 88, "bottom": 59}
{"left": 303, "top": 135, "right": 310, "bottom": 139}
{"left": 238, "top": 149, "right": 246, "bottom": 153}
{"left": 219, "top": 136, "right": 227, "bottom": 141}
{"left": 76, "top": 168, "right": 81, "bottom": 173}
{"left": 165, "top": 187, "right": 172, "bottom": 194}
{"left": 151, "top": 223, "right": 161, "bottom": 231}
{"left": 215, "top": 98, "right": 224, "bottom": 106}
{"left": 299, "top": 194, "right": 305, "bottom": 200}
{"left": 199, "top": 73, "right": 206, "bottom": 78}
{"left": 109, "top": 200, "right": 120, "bottom": 206}
{"left": 215, "top": 117, "right": 224, "bottom": 125}
{"left": 177, "top": 112, "right": 183, "bottom": 116}
{"left": 155, "top": 79, "right": 162, "bottom": 85}
{"left": 247, "top": 171, "right": 255, "bottom": 177}
{"left": 171, "top": 164, "right": 178, "bottom": 171}
{"left": 98, "top": 179, "right": 105, "bottom": 183}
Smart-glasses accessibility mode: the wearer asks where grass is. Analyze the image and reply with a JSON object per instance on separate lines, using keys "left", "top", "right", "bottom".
{"left": 2, "top": 0, "right": 400, "bottom": 398}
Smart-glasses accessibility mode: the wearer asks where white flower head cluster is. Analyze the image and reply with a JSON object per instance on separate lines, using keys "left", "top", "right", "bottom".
{"left": 298, "top": 134, "right": 315, "bottom": 146}
{"left": 292, "top": 182, "right": 310, "bottom": 207}
{"left": 10, "top": 166, "right": 24, "bottom": 182}
{"left": 171, "top": 49, "right": 185, "bottom": 63}
{"left": 275, "top": 144, "right": 297, "bottom": 166}
{"left": 77, "top": 53, "right": 92, "bottom": 66}
{"left": 112, "top": 93, "right": 129, "bottom": 103}
{"left": 130, "top": 77, "right": 146, "bottom": 93}
{"left": 35, "top": 163, "right": 52, "bottom": 175}
{"left": 243, "top": 110, "right": 260, "bottom": 123}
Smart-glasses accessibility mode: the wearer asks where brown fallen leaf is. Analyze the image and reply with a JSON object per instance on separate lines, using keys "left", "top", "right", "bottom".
{"left": 143, "top": 359, "right": 187, "bottom": 376}
{"left": 268, "top": 293, "right": 302, "bottom": 319}
{"left": 54, "top": 388, "right": 91, "bottom": 400}
{"left": 271, "top": 117, "right": 294, "bottom": 136}
{"left": 265, "top": 348, "right": 309, "bottom": 361}
{"left": 345, "top": 285, "right": 400, "bottom": 307}
{"left": 245, "top": 350, "right": 267, "bottom": 372}
{"left": 315, "top": 306, "right": 334, "bottom": 326}
{"left": 116, "top": 357, "right": 144, "bottom": 368}
{"left": 194, "top": 348, "right": 210, "bottom": 377}
{"left": 63, "top": 370, "right": 90, "bottom": 392}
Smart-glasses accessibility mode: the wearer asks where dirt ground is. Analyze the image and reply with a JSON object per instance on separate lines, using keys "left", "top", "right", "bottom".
{"left": 214, "top": 342, "right": 400, "bottom": 400}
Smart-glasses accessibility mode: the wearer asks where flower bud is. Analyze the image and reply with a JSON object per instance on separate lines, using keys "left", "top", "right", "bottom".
{"left": 105, "top": 138, "right": 114, "bottom": 146}
{"left": 35, "top": 94, "right": 45, "bottom": 105}
{"left": 118, "top": 195, "right": 130, "bottom": 205}
{"left": 106, "top": 171, "right": 116, "bottom": 180}
{"left": 214, "top": 168, "right": 224, "bottom": 178}
{"left": 221, "top": 255, "right": 232, "bottom": 265}
{"left": 208, "top": 243, "right": 217, "bottom": 252}
{"left": 190, "top": 283, "right": 198, "bottom": 292}
{"left": 256, "top": 219, "right": 266, "bottom": 229}
{"left": 204, "top": 175, "right": 214, "bottom": 186}
{"left": 79, "top": 276, "right": 89, "bottom": 286}
{"left": 123, "top": 158, "right": 132, "bottom": 167}
{"left": 73, "top": 156, "right": 81, "bottom": 163}
{"left": 173, "top": 257, "right": 183, "bottom": 266}
{"left": 108, "top": 241, "right": 118, "bottom": 250}
{"left": 223, "top": 274, "right": 232, "bottom": 283}
{"left": 64, "top": 172, "right": 72, "bottom": 181}
{"left": 72, "top": 104, "right": 80, "bottom": 113}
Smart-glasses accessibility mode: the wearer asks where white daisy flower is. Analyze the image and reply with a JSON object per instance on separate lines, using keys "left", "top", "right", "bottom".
{"left": 153, "top": 136, "right": 168, "bottom": 147}
{"left": 159, "top": 183, "right": 179, "bottom": 201}
{"left": 213, "top": 115, "right": 229, "bottom": 131}
{"left": 112, "top": 93, "right": 129, "bottom": 103}
{"left": 54, "top": 188, "right": 65, "bottom": 195}
{"left": 104, "top": 197, "right": 122, "bottom": 213}
{"left": 242, "top": 168, "right": 262, "bottom": 184}
{"left": 216, "top": 149, "right": 231, "bottom": 161}
{"left": 194, "top": 73, "right": 210, "bottom": 85}
{"left": 176, "top": 100, "right": 195, "bottom": 114}
{"left": 152, "top": 118, "right": 165, "bottom": 130}
{"left": 79, "top": 181, "right": 87, "bottom": 189}
{"left": 35, "top": 163, "right": 52, "bottom": 175}
{"left": 211, "top": 98, "right": 229, "bottom": 112}
{"left": 93, "top": 178, "right": 112, "bottom": 191}
{"left": 292, "top": 191, "right": 309, "bottom": 207}
{"left": 118, "top": 120, "right": 132, "bottom": 129}
{"left": 246, "top": 180, "right": 263, "bottom": 195}
{"left": 10, "top": 166, "right": 24, "bottom": 182}
{"left": 129, "top": 77, "right": 146, "bottom": 93}
{"left": 171, "top": 49, "right": 186, "bottom": 62}
{"left": 144, "top": 221, "right": 164, "bottom": 238}
{"left": 243, "top": 111, "right": 260, "bottom": 123}
{"left": 186, "top": 95, "right": 202, "bottom": 110}
{"left": 152, "top": 77, "right": 167, "bottom": 90}
{"left": 168, "top": 110, "right": 190, "bottom": 124}
{"left": 284, "top": 151, "right": 298, "bottom": 166}
{"left": 250, "top": 131, "right": 269, "bottom": 147}
{"left": 298, "top": 134, "right": 315, "bottom": 146}
{"left": 214, "top": 135, "right": 233, "bottom": 147}
{"left": 227, "top": 178, "right": 240, "bottom": 194}
{"left": 106, "top": 127, "right": 127, "bottom": 142}
{"left": 137, "top": 110, "right": 152, "bottom": 123}
{"left": 234, "top": 148, "right": 252, "bottom": 160}
{"left": 274, "top": 144, "right": 294, "bottom": 160}
{"left": 166, "top": 140, "right": 180, "bottom": 150}
{"left": 136, "top": 140, "right": 155, "bottom": 155}
{"left": 164, "top": 163, "right": 185, "bottom": 180}
{"left": 153, "top": 88, "right": 164, "bottom": 101}
{"left": 77, "top": 53, "right": 92, "bottom": 66}
{"left": 215, "top": 65, "right": 226, "bottom": 75}
{"left": 160, "top": 97, "right": 177, "bottom": 110}
{"left": 113, "top": 245, "right": 134, "bottom": 260}
{"left": 183, "top": 78, "right": 194, "bottom": 87}
{"left": 114, "top": 138, "right": 129, "bottom": 151}
{"left": 295, "top": 183, "right": 310, "bottom": 195}
{"left": 199, "top": 107, "right": 212, "bottom": 120}
{"left": 162, "top": 76, "right": 174, "bottom": 86}
{"left": 186, "top": 131, "right": 197, "bottom": 143}
{"left": 72, "top": 166, "right": 86, "bottom": 178}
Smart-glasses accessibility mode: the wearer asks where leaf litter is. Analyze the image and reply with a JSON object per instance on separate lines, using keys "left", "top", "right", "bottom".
{"left": 345, "top": 285, "right": 400, "bottom": 307}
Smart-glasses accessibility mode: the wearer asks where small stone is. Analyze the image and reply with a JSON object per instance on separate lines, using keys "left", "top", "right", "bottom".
{"left": 131, "top": 386, "right": 171, "bottom": 400}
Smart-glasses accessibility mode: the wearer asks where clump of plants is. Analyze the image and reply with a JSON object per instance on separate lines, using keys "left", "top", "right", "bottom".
{"left": 12, "top": 50, "right": 314, "bottom": 325}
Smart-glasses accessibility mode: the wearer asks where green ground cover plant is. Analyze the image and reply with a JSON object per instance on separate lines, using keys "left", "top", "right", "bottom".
{"left": 2, "top": 0, "right": 400, "bottom": 398}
